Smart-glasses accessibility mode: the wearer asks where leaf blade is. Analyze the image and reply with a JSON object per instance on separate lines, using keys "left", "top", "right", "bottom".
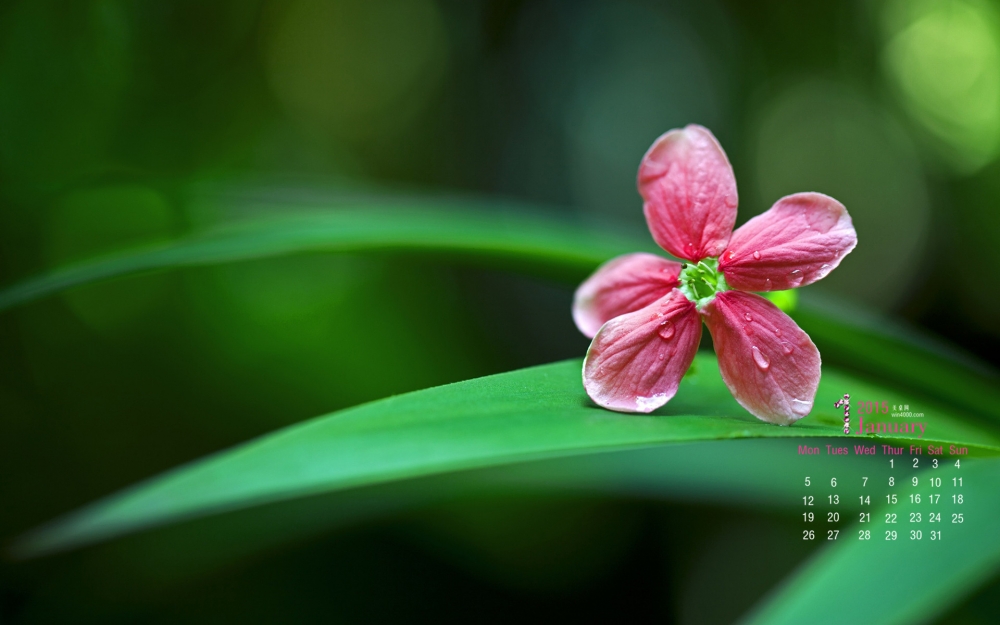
{"left": 742, "top": 458, "right": 1000, "bottom": 625}
{"left": 0, "top": 204, "right": 651, "bottom": 312}
{"left": 14, "top": 354, "right": 1000, "bottom": 558}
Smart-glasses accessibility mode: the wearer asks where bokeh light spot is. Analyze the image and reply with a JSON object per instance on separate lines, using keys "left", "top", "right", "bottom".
{"left": 881, "top": 0, "right": 1000, "bottom": 172}
{"left": 265, "top": 0, "right": 448, "bottom": 142}
{"left": 751, "top": 82, "right": 930, "bottom": 308}
{"left": 45, "top": 185, "right": 177, "bottom": 333}
{"left": 184, "top": 255, "right": 487, "bottom": 420}
{"left": 501, "top": 1, "right": 727, "bottom": 231}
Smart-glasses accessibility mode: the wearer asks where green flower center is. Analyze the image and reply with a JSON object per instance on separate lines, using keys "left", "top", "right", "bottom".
{"left": 678, "top": 257, "right": 727, "bottom": 309}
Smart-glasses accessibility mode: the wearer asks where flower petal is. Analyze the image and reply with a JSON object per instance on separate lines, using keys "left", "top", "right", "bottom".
{"left": 638, "top": 125, "right": 738, "bottom": 261}
{"left": 583, "top": 289, "right": 701, "bottom": 413}
{"left": 701, "top": 290, "right": 820, "bottom": 425}
{"left": 719, "top": 192, "right": 857, "bottom": 292}
{"left": 573, "top": 253, "right": 682, "bottom": 339}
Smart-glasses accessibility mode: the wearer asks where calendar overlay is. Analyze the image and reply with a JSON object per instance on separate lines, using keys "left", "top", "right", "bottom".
{"left": 799, "top": 394, "right": 970, "bottom": 543}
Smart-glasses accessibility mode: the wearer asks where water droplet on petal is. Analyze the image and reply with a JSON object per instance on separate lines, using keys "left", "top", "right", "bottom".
{"left": 751, "top": 346, "right": 770, "bottom": 370}
{"left": 635, "top": 393, "right": 667, "bottom": 412}
{"left": 744, "top": 312, "right": 753, "bottom": 322}
{"left": 787, "top": 270, "right": 804, "bottom": 287}
{"left": 753, "top": 250, "right": 761, "bottom": 260}
{"left": 791, "top": 398, "right": 811, "bottom": 416}
{"left": 657, "top": 352, "right": 666, "bottom": 361}
{"left": 726, "top": 250, "right": 735, "bottom": 261}
{"left": 764, "top": 278, "right": 772, "bottom": 292}
{"left": 780, "top": 340, "right": 794, "bottom": 355}
{"left": 820, "top": 263, "right": 830, "bottom": 269}
{"left": 774, "top": 328, "right": 782, "bottom": 338}
{"left": 657, "top": 319, "right": 675, "bottom": 340}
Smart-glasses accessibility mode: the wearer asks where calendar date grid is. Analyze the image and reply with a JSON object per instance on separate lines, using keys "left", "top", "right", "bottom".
{"left": 800, "top": 447, "right": 966, "bottom": 543}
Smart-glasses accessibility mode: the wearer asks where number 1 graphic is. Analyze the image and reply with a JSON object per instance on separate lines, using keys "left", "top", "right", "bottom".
{"left": 834, "top": 394, "right": 850, "bottom": 434}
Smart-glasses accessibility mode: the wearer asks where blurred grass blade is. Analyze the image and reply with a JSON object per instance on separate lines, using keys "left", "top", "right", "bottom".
{"left": 743, "top": 458, "right": 1000, "bottom": 625}
{"left": 2, "top": 200, "right": 998, "bottom": 426}
{"left": 0, "top": 203, "right": 652, "bottom": 312}
{"left": 796, "top": 292, "right": 1000, "bottom": 426}
{"left": 13, "top": 354, "right": 1000, "bottom": 558}
{"left": 54, "top": 439, "right": 890, "bottom": 590}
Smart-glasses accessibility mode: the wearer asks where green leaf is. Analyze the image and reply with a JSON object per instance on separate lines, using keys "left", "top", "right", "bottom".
{"left": 743, "top": 457, "right": 1000, "bottom": 625}
{"left": 0, "top": 203, "right": 652, "bottom": 312}
{"left": 14, "top": 354, "right": 1000, "bottom": 558}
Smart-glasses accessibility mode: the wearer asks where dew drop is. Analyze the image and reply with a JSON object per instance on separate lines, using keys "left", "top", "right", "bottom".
{"left": 780, "top": 340, "right": 794, "bottom": 355}
{"left": 657, "top": 352, "right": 666, "bottom": 361}
{"left": 726, "top": 250, "right": 735, "bottom": 261}
{"left": 751, "top": 346, "right": 770, "bottom": 370}
{"left": 743, "top": 312, "right": 753, "bottom": 322}
{"left": 752, "top": 250, "right": 761, "bottom": 260}
{"left": 657, "top": 319, "right": 675, "bottom": 340}
{"left": 635, "top": 394, "right": 667, "bottom": 412}
{"left": 787, "top": 269, "right": 804, "bottom": 287}
{"left": 820, "top": 263, "right": 830, "bottom": 269}
{"left": 764, "top": 278, "right": 772, "bottom": 292}
{"left": 774, "top": 328, "right": 782, "bottom": 338}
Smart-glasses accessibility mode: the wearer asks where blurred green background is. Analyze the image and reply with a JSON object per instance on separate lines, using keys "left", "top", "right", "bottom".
{"left": 3, "top": 0, "right": 1000, "bottom": 622}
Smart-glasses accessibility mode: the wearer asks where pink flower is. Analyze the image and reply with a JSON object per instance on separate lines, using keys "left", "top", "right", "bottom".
{"left": 573, "top": 125, "right": 857, "bottom": 425}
